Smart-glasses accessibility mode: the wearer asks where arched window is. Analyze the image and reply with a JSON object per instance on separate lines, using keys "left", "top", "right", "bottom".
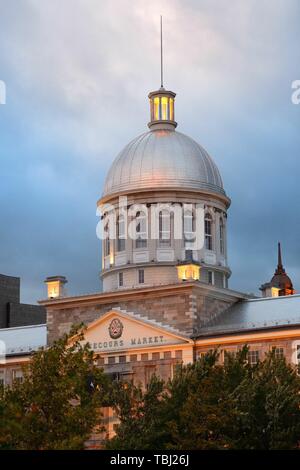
{"left": 184, "top": 209, "right": 195, "bottom": 249}
{"left": 159, "top": 210, "right": 171, "bottom": 247}
{"left": 117, "top": 215, "right": 125, "bottom": 252}
{"left": 219, "top": 218, "right": 225, "bottom": 255}
{"left": 104, "top": 222, "right": 110, "bottom": 256}
{"left": 135, "top": 211, "right": 147, "bottom": 249}
{"left": 204, "top": 213, "right": 213, "bottom": 250}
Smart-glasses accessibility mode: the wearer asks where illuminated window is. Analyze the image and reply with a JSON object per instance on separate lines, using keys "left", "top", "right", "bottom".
{"left": 154, "top": 97, "right": 160, "bottom": 120}
{"left": 205, "top": 213, "right": 213, "bottom": 250}
{"left": 169, "top": 98, "right": 174, "bottom": 121}
{"left": 117, "top": 215, "right": 125, "bottom": 252}
{"left": 184, "top": 209, "right": 195, "bottom": 248}
{"left": 219, "top": 218, "right": 225, "bottom": 255}
{"left": 135, "top": 211, "right": 147, "bottom": 249}
{"left": 161, "top": 96, "right": 169, "bottom": 120}
{"left": 159, "top": 210, "right": 171, "bottom": 246}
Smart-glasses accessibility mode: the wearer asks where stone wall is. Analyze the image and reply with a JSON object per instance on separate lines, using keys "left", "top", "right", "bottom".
{"left": 46, "top": 283, "right": 243, "bottom": 344}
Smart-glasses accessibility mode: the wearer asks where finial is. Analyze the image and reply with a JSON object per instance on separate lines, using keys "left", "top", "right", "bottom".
{"left": 160, "top": 16, "right": 163, "bottom": 88}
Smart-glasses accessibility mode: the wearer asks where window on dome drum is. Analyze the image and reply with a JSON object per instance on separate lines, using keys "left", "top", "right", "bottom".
{"left": 159, "top": 210, "right": 171, "bottom": 246}
{"left": 247, "top": 350, "right": 259, "bottom": 365}
{"left": 118, "top": 272, "right": 123, "bottom": 288}
{"left": 205, "top": 213, "right": 213, "bottom": 250}
{"left": 138, "top": 269, "right": 144, "bottom": 284}
{"left": 135, "top": 211, "right": 147, "bottom": 249}
{"left": 219, "top": 218, "right": 225, "bottom": 255}
{"left": 104, "top": 222, "right": 110, "bottom": 257}
{"left": 208, "top": 271, "right": 214, "bottom": 285}
{"left": 0, "top": 370, "right": 4, "bottom": 386}
{"left": 184, "top": 209, "right": 195, "bottom": 248}
{"left": 117, "top": 215, "right": 125, "bottom": 252}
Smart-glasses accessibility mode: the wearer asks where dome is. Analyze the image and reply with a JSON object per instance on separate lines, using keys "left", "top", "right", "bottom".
{"left": 102, "top": 129, "right": 225, "bottom": 198}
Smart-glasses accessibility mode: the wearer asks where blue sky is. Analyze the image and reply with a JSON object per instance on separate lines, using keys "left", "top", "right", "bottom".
{"left": 0, "top": 0, "right": 299, "bottom": 303}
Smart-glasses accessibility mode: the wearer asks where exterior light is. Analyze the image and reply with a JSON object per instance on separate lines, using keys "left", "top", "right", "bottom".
{"left": 176, "top": 251, "right": 200, "bottom": 282}
{"left": 177, "top": 263, "right": 200, "bottom": 282}
{"left": 148, "top": 88, "right": 177, "bottom": 131}
{"left": 44, "top": 276, "right": 68, "bottom": 299}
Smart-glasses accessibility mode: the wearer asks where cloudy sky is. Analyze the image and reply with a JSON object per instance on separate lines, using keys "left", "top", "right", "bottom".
{"left": 0, "top": 0, "right": 299, "bottom": 303}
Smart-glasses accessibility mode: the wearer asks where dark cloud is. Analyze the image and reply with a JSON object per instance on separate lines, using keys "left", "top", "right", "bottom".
{"left": 0, "top": 0, "right": 299, "bottom": 303}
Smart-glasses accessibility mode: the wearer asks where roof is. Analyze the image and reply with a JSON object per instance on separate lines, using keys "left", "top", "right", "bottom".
{"left": 0, "top": 324, "right": 46, "bottom": 356}
{"left": 102, "top": 129, "right": 226, "bottom": 199}
{"left": 198, "top": 294, "right": 300, "bottom": 336}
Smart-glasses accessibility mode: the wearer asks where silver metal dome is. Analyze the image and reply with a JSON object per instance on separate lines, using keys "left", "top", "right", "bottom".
{"left": 102, "top": 129, "right": 225, "bottom": 198}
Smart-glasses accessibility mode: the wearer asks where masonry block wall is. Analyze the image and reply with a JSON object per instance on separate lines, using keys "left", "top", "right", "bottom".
{"left": 46, "top": 282, "right": 244, "bottom": 344}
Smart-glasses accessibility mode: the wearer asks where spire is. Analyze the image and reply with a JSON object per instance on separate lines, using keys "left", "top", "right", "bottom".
{"left": 148, "top": 17, "right": 177, "bottom": 131}
{"left": 277, "top": 242, "right": 283, "bottom": 271}
{"left": 275, "top": 242, "right": 285, "bottom": 275}
{"left": 160, "top": 15, "right": 163, "bottom": 88}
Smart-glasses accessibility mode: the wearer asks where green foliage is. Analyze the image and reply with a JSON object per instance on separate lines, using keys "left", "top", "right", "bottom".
{"left": 0, "top": 325, "right": 109, "bottom": 450}
{"left": 107, "top": 347, "right": 300, "bottom": 450}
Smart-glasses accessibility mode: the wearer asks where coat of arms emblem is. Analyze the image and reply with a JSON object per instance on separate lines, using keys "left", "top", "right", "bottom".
{"left": 108, "top": 318, "right": 123, "bottom": 339}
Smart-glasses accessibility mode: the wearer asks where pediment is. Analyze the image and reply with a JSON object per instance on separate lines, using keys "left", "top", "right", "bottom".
{"left": 81, "top": 308, "right": 192, "bottom": 354}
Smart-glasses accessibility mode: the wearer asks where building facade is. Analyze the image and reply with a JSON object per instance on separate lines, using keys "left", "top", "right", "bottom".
{"left": 1, "top": 81, "right": 300, "bottom": 446}
{"left": 38, "top": 82, "right": 300, "bottom": 385}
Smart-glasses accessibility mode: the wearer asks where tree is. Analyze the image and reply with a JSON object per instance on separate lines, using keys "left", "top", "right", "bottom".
{"left": 106, "top": 375, "right": 166, "bottom": 450}
{"left": 107, "top": 347, "right": 300, "bottom": 450}
{"left": 0, "top": 325, "right": 109, "bottom": 450}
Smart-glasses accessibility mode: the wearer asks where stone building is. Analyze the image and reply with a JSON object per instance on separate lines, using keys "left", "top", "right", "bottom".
{"left": 1, "top": 80, "right": 300, "bottom": 422}
{"left": 37, "top": 81, "right": 300, "bottom": 387}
